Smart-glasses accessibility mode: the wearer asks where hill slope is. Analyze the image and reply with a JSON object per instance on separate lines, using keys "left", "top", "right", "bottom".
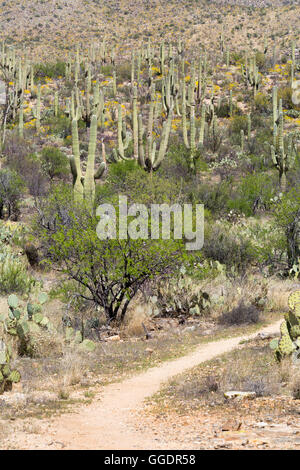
{"left": 0, "top": 0, "right": 299, "bottom": 60}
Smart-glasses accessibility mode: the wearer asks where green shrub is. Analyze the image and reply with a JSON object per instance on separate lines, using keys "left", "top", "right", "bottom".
{"left": 229, "top": 115, "right": 248, "bottom": 136}
{"left": 44, "top": 115, "right": 71, "bottom": 138}
{"left": 193, "top": 181, "right": 232, "bottom": 215}
{"left": 36, "top": 187, "right": 185, "bottom": 323}
{"left": 272, "top": 189, "right": 300, "bottom": 269}
{"left": 228, "top": 173, "right": 276, "bottom": 216}
{"left": 0, "top": 251, "right": 35, "bottom": 295}
{"left": 41, "top": 146, "right": 69, "bottom": 181}
{"left": 0, "top": 169, "right": 25, "bottom": 220}
{"left": 203, "top": 223, "right": 255, "bottom": 273}
{"left": 34, "top": 61, "right": 66, "bottom": 80}
{"left": 278, "top": 86, "right": 299, "bottom": 111}
{"left": 254, "top": 93, "right": 270, "bottom": 113}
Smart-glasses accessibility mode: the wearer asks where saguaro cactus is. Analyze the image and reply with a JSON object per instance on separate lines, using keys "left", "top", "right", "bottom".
{"left": 112, "top": 104, "right": 132, "bottom": 161}
{"left": 138, "top": 96, "right": 174, "bottom": 172}
{"left": 271, "top": 112, "right": 296, "bottom": 191}
{"left": 70, "top": 114, "right": 106, "bottom": 205}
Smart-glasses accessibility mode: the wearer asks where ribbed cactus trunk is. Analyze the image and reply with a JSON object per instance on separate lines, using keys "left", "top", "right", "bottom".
{"left": 54, "top": 91, "right": 59, "bottom": 117}
{"left": 113, "top": 71, "right": 117, "bottom": 97}
{"left": 117, "top": 104, "right": 125, "bottom": 159}
{"left": 36, "top": 84, "right": 41, "bottom": 132}
{"left": 199, "top": 104, "right": 205, "bottom": 148}
{"left": 273, "top": 86, "right": 278, "bottom": 129}
{"left": 182, "top": 80, "right": 189, "bottom": 149}
{"left": 279, "top": 170, "right": 287, "bottom": 193}
{"left": 240, "top": 130, "right": 244, "bottom": 152}
{"left": 132, "top": 86, "right": 139, "bottom": 161}
{"left": 84, "top": 115, "right": 97, "bottom": 206}
{"left": 18, "top": 102, "right": 24, "bottom": 138}
{"left": 71, "top": 118, "right": 83, "bottom": 202}
{"left": 189, "top": 94, "right": 196, "bottom": 170}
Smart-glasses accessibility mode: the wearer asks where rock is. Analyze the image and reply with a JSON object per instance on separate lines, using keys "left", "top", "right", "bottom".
{"left": 184, "top": 326, "right": 196, "bottom": 332}
{"left": 256, "top": 332, "right": 276, "bottom": 340}
{"left": 224, "top": 391, "right": 256, "bottom": 400}
{"left": 221, "top": 419, "right": 242, "bottom": 431}
{"left": 254, "top": 422, "right": 269, "bottom": 428}
{"left": 145, "top": 348, "right": 154, "bottom": 355}
{"left": 107, "top": 335, "right": 120, "bottom": 342}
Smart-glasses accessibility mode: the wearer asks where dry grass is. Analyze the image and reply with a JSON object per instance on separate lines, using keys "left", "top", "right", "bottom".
{"left": 0, "top": 309, "right": 277, "bottom": 422}
{"left": 119, "top": 303, "right": 152, "bottom": 338}
{"left": 267, "top": 279, "right": 300, "bottom": 313}
{"left": 291, "top": 369, "right": 300, "bottom": 400}
{"left": 148, "top": 338, "right": 295, "bottom": 415}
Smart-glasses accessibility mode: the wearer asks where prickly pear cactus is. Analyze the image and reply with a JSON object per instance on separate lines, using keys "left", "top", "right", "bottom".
{"left": 154, "top": 275, "right": 211, "bottom": 317}
{"left": 0, "top": 339, "right": 21, "bottom": 394}
{"left": 270, "top": 290, "right": 300, "bottom": 363}
{"left": 0, "top": 293, "right": 52, "bottom": 357}
{"left": 64, "top": 325, "right": 95, "bottom": 351}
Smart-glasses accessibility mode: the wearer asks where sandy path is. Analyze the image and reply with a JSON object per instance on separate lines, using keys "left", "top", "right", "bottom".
{"left": 9, "top": 320, "right": 281, "bottom": 450}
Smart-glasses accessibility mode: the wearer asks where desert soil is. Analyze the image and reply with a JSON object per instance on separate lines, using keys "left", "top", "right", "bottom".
{"left": 1, "top": 320, "right": 289, "bottom": 450}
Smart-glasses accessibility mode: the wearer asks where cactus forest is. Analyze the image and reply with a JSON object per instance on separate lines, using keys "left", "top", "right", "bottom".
{"left": 0, "top": 0, "right": 300, "bottom": 452}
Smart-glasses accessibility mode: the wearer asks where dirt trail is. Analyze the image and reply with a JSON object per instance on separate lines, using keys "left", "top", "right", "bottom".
{"left": 8, "top": 321, "right": 281, "bottom": 450}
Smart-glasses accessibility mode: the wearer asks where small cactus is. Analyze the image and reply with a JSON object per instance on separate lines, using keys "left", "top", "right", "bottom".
{"left": 270, "top": 290, "right": 300, "bottom": 362}
{"left": 0, "top": 340, "right": 21, "bottom": 394}
{"left": 0, "top": 293, "right": 52, "bottom": 357}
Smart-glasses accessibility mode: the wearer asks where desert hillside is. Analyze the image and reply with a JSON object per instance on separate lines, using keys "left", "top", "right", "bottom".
{"left": 0, "top": 0, "right": 299, "bottom": 59}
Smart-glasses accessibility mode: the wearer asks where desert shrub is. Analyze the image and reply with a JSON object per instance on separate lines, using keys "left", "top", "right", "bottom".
{"left": 192, "top": 181, "right": 232, "bottom": 215}
{"left": 0, "top": 250, "right": 35, "bottom": 294}
{"left": 98, "top": 159, "right": 185, "bottom": 207}
{"left": 254, "top": 92, "right": 270, "bottom": 113}
{"left": 4, "top": 141, "right": 47, "bottom": 197}
{"left": 44, "top": 115, "right": 71, "bottom": 138}
{"left": 40, "top": 146, "right": 69, "bottom": 181}
{"left": 215, "top": 99, "right": 231, "bottom": 118}
{"left": 23, "top": 329, "right": 63, "bottom": 358}
{"left": 291, "top": 372, "right": 300, "bottom": 400}
{"left": 35, "top": 186, "right": 184, "bottom": 323}
{"left": 255, "top": 51, "right": 266, "bottom": 70}
{"left": 116, "top": 62, "right": 132, "bottom": 82}
{"left": 219, "top": 346, "right": 282, "bottom": 397}
{"left": 21, "top": 156, "right": 48, "bottom": 197}
{"left": 179, "top": 374, "right": 219, "bottom": 400}
{"left": 228, "top": 172, "right": 276, "bottom": 216}
{"left": 272, "top": 189, "right": 300, "bottom": 270}
{"left": 229, "top": 115, "right": 248, "bottom": 140}
{"left": 161, "top": 141, "right": 208, "bottom": 181}
{"left": 278, "top": 86, "right": 299, "bottom": 110}
{"left": 218, "top": 300, "right": 260, "bottom": 325}
{"left": 0, "top": 169, "right": 25, "bottom": 220}
{"left": 100, "top": 64, "right": 114, "bottom": 76}
{"left": 203, "top": 224, "right": 255, "bottom": 273}
{"left": 34, "top": 61, "right": 66, "bottom": 80}
{"left": 205, "top": 122, "right": 224, "bottom": 153}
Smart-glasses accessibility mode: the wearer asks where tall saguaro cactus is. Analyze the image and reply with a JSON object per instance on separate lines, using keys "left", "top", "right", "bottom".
{"left": 182, "top": 79, "right": 206, "bottom": 170}
{"left": 271, "top": 111, "right": 296, "bottom": 192}
{"left": 70, "top": 114, "right": 106, "bottom": 206}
